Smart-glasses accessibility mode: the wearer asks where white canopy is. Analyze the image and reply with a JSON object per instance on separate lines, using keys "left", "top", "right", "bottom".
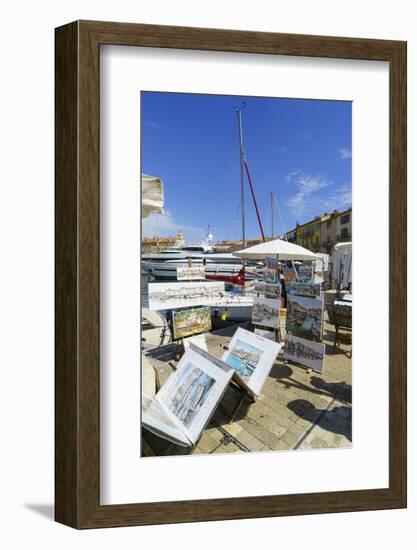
{"left": 141, "top": 173, "right": 164, "bottom": 218}
{"left": 233, "top": 238, "right": 320, "bottom": 261}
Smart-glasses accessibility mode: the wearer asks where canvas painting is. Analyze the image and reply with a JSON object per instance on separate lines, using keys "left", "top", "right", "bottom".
{"left": 165, "top": 362, "right": 216, "bottom": 428}
{"left": 282, "top": 266, "right": 297, "bottom": 284}
{"left": 286, "top": 295, "right": 324, "bottom": 342}
{"left": 333, "top": 300, "right": 352, "bottom": 328}
{"left": 224, "top": 338, "right": 264, "bottom": 381}
{"left": 177, "top": 266, "right": 206, "bottom": 281}
{"left": 222, "top": 327, "right": 282, "bottom": 396}
{"left": 284, "top": 333, "right": 325, "bottom": 372}
{"left": 148, "top": 281, "right": 225, "bottom": 311}
{"left": 291, "top": 282, "right": 321, "bottom": 298}
{"left": 263, "top": 268, "right": 277, "bottom": 284}
{"left": 252, "top": 296, "right": 280, "bottom": 329}
{"left": 264, "top": 257, "right": 280, "bottom": 283}
{"left": 148, "top": 344, "right": 234, "bottom": 446}
{"left": 297, "top": 264, "right": 314, "bottom": 283}
{"left": 172, "top": 306, "right": 211, "bottom": 340}
{"left": 254, "top": 281, "right": 281, "bottom": 299}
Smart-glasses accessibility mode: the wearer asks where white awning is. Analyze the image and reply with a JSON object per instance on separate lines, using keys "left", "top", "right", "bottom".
{"left": 233, "top": 238, "right": 320, "bottom": 261}
{"left": 334, "top": 241, "right": 352, "bottom": 250}
{"left": 141, "top": 173, "right": 164, "bottom": 218}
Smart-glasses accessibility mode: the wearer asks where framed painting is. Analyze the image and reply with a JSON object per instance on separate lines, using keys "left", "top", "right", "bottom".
{"left": 55, "top": 20, "right": 406, "bottom": 528}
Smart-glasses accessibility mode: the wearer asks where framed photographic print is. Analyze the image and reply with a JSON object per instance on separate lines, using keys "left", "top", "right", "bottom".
{"left": 55, "top": 20, "right": 406, "bottom": 528}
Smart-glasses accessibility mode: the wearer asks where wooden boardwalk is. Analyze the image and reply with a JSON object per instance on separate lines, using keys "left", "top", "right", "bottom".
{"left": 142, "top": 314, "right": 352, "bottom": 457}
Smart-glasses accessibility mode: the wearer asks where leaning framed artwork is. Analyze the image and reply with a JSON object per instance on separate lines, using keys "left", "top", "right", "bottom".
{"left": 55, "top": 20, "right": 406, "bottom": 528}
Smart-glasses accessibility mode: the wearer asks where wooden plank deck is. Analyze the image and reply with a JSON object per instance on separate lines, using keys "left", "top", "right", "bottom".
{"left": 142, "top": 314, "right": 352, "bottom": 456}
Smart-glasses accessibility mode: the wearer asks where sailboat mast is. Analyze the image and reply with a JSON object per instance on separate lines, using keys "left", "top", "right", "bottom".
{"left": 236, "top": 106, "right": 246, "bottom": 249}
{"left": 271, "top": 191, "right": 275, "bottom": 239}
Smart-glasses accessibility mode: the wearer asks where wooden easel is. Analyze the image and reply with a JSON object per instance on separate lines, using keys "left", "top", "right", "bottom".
{"left": 333, "top": 313, "right": 352, "bottom": 358}
{"left": 230, "top": 384, "right": 256, "bottom": 422}
{"left": 174, "top": 337, "right": 185, "bottom": 360}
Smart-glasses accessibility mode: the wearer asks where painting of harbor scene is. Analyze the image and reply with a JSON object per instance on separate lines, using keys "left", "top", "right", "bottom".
{"left": 291, "top": 282, "right": 321, "bottom": 298}
{"left": 252, "top": 296, "right": 280, "bottom": 329}
{"left": 148, "top": 281, "right": 225, "bottom": 311}
{"left": 264, "top": 257, "right": 280, "bottom": 283}
{"left": 284, "top": 334, "right": 325, "bottom": 372}
{"left": 166, "top": 362, "right": 216, "bottom": 429}
{"left": 297, "top": 264, "right": 314, "bottom": 283}
{"left": 254, "top": 281, "right": 281, "bottom": 299}
{"left": 172, "top": 306, "right": 212, "bottom": 340}
{"left": 225, "top": 339, "right": 264, "bottom": 380}
{"left": 286, "top": 295, "right": 324, "bottom": 342}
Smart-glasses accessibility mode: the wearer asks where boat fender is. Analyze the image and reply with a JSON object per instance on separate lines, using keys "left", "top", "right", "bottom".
{"left": 220, "top": 308, "right": 229, "bottom": 321}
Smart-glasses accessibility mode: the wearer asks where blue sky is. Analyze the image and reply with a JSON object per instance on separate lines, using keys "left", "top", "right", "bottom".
{"left": 141, "top": 92, "right": 351, "bottom": 244}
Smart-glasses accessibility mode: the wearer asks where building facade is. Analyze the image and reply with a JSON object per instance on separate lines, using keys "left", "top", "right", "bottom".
{"left": 336, "top": 208, "right": 352, "bottom": 243}
{"left": 216, "top": 237, "right": 265, "bottom": 252}
{"left": 320, "top": 211, "right": 338, "bottom": 254}
{"left": 296, "top": 217, "right": 321, "bottom": 252}
{"left": 142, "top": 230, "right": 185, "bottom": 254}
{"left": 141, "top": 236, "right": 178, "bottom": 254}
{"left": 142, "top": 210, "right": 352, "bottom": 255}
{"left": 285, "top": 228, "right": 297, "bottom": 243}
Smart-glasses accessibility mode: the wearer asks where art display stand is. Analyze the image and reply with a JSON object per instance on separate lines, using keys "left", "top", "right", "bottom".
{"left": 174, "top": 337, "right": 185, "bottom": 361}
{"left": 278, "top": 309, "right": 287, "bottom": 342}
{"left": 283, "top": 357, "right": 313, "bottom": 374}
{"left": 284, "top": 282, "right": 326, "bottom": 373}
{"left": 333, "top": 311, "right": 352, "bottom": 358}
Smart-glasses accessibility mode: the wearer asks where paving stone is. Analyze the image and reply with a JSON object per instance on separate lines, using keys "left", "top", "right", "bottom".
{"left": 270, "top": 439, "right": 292, "bottom": 451}
{"left": 310, "top": 436, "right": 331, "bottom": 449}
{"left": 288, "top": 422, "right": 308, "bottom": 438}
{"left": 268, "top": 422, "right": 288, "bottom": 439}
{"left": 223, "top": 423, "right": 243, "bottom": 437}
{"left": 197, "top": 432, "right": 222, "bottom": 454}
{"left": 234, "top": 429, "right": 265, "bottom": 452}
{"left": 280, "top": 430, "right": 299, "bottom": 448}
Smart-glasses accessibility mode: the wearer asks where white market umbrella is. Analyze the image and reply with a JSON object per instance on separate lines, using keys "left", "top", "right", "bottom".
{"left": 233, "top": 238, "right": 320, "bottom": 261}
{"left": 141, "top": 173, "right": 164, "bottom": 218}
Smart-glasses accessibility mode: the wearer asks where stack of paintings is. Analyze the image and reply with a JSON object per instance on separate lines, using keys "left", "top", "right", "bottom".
{"left": 285, "top": 292, "right": 325, "bottom": 371}
{"left": 142, "top": 344, "right": 233, "bottom": 447}
{"left": 142, "top": 328, "right": 282, "bottom": 447}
